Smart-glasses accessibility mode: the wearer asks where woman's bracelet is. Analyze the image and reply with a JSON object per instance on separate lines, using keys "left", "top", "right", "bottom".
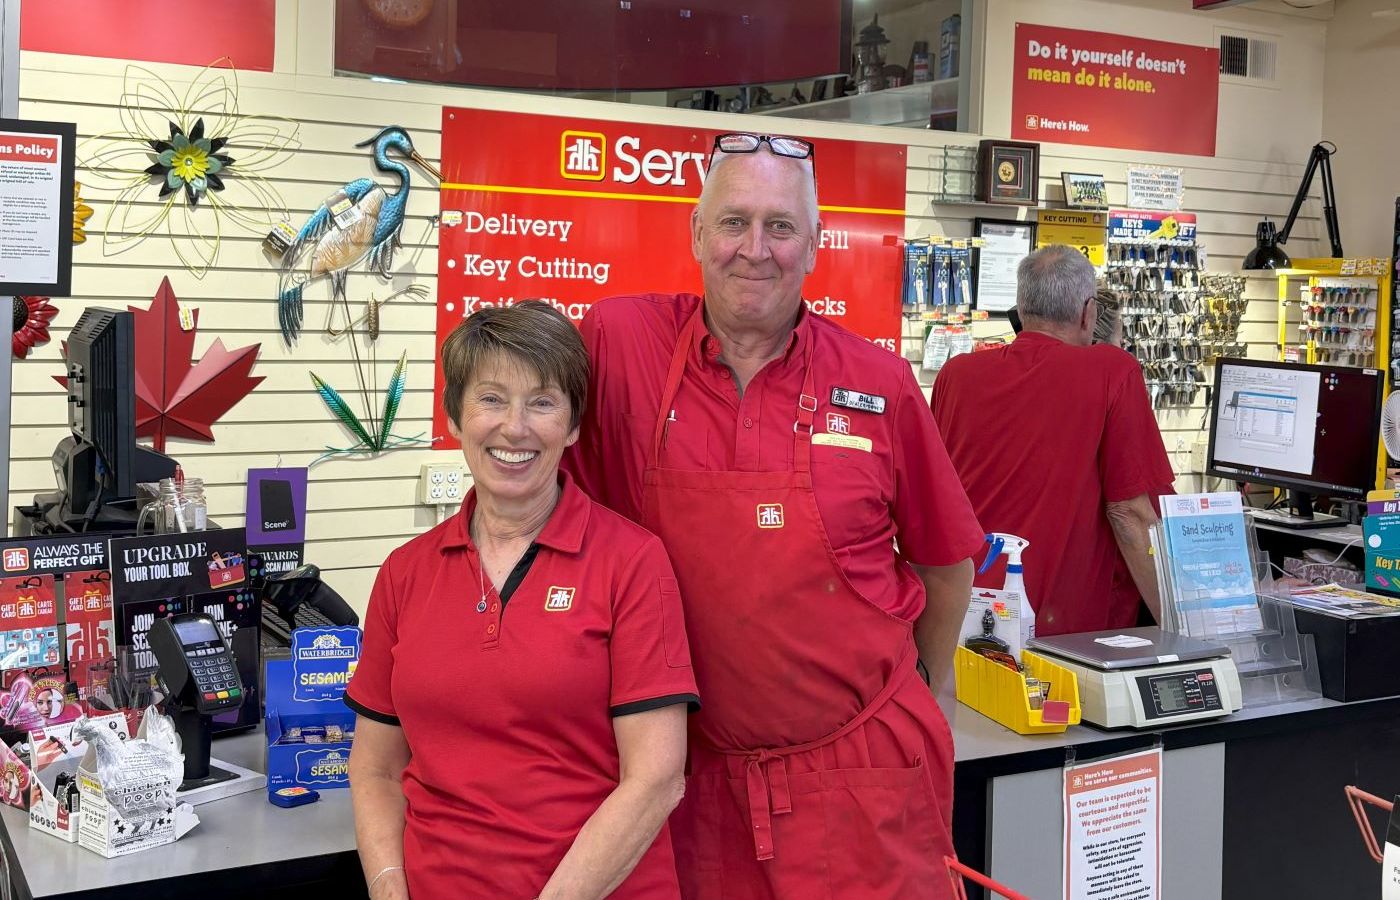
{"left": 368, "top": 865, "right": 404, "bottom": 892}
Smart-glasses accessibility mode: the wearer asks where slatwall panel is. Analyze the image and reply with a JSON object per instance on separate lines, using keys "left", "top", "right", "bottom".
{"left": 12, "top": 59, "right": 452, "bottom": 608}
{"left": 902, "top": 142, "right": 1319, "bottom": 492}
{"left": 10, "top": 52, "right": 1322, "bottom": 613}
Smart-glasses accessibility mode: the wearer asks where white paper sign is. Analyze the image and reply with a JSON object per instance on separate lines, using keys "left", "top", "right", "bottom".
{"left": 1384, "top": 798, "right": 1400, "bottom": 900}
{"left": 1384, "top": 840, "right": 1400, "bottom": 899}
{"left": 1064, "top": 748, "right": 1162, "bottom": 900}
{"left": 974, "top": 221, "right": 1034, "bottom": 314}
{"left": 1127, "top": 166, "right": 1184, "bottom": 212}
{"left": 1094, "top": 634, "right": 1154, "bottom": 649}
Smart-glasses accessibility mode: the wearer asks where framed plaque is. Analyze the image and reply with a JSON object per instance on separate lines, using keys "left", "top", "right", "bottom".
{"left": 976, "top": 139, "right": 1040, "bottom": 207}
{"left": 1061, "top": 172, "right": 1108, "bottom": 210}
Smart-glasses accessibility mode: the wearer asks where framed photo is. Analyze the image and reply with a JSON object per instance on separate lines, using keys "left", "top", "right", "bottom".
{"left": 972, "top": 218, "right": 1036, "bottom": 315}
{"left": 976, "top": 139, "right": 1040, "bottom": 207}
{"left": 1061, "top": 172, "right": 1108, "bottom": 210}
{"left": 0, "top": 118, "right": 76, "bottom": 297}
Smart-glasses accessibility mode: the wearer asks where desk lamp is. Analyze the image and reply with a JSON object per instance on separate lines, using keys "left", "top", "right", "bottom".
{"left": 1243, "top": 141, "right": 1343, "bottom": 270}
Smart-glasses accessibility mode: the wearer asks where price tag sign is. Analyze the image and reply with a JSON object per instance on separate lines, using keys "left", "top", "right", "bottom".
{"left": 1036, "top": 210, "right": 1107, "bottom": 267}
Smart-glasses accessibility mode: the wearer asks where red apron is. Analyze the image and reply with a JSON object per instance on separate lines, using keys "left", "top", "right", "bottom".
{"left": 642, "top": 308, "right": 956, "bottom": 900}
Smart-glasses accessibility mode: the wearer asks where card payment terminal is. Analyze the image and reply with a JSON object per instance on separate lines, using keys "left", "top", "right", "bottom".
{"left": 1028, "top": 627, "right": 1243, "bottom": 729}
{"left": 149, "top": 614, "right": 244, "bottom": 715}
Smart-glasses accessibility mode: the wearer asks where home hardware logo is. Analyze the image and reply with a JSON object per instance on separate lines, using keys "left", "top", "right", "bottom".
{"left": 545, "top": 586, "right": 575, "bottom": 612}
{"left": 556, "top": 130, "right": 709, "bottom": 187}
{"left": 2, "top": 549, "right": 28, "bottom": 572}
{"left": 561, "top": 131, "right": 606, "bottom": 181}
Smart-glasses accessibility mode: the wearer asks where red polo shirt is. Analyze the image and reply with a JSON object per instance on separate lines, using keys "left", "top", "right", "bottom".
{"left": 930, "top": 332, "right": 1174, "bottom": 635}
{"left": 346, "top": 472, "right": 699, "bottom": 899}
{"left": 563, "top": 292, "right": 984, "bottom": 622}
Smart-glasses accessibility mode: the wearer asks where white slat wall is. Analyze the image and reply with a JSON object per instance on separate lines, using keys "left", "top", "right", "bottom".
{"left": 10, "top": 51, "right": 1324, "bottom": 614}
{"left": 13, "top": 58, "right": 457, "bottom": 609}
{"left": 902, "top": 140, "right": 1322, "bottom": 492}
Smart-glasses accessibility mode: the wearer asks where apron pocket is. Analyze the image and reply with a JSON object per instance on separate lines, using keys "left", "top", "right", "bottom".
{"left": 813, "top": 761, "right": 941, "bottom": 898}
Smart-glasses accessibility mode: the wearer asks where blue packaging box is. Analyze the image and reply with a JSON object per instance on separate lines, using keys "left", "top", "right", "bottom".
{"left": 264, "top": 627, "right": 360, "bottom": 791}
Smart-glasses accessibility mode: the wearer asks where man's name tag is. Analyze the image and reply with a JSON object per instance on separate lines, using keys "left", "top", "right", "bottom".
{"left": 830, "top": 387, "right": 886, "bottom": 415}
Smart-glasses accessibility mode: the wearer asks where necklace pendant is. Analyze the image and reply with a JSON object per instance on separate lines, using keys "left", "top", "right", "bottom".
{"left": 475, "top": 599, "right": 487, "bottom": 613}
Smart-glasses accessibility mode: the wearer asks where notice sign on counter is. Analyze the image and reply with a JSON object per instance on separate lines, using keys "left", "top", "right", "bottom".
{"left": 1064, "top": 748, "right": 1161, "bottom": 900}
{"left": 1382, "top": 797, "right": 1400, "bottom": 899}
{"left": 434, "top": 108, "right": 907, "bottom": 449}
{"left": 0, "top": 119, "right": 75, "bottom": 296}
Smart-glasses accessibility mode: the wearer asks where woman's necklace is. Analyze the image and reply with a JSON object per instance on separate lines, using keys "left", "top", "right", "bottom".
{"left": 475, "top": 554, "right": 489, "bottom": 614}
{"left": 470, "top": 516, "right": 536, "bottom": 614}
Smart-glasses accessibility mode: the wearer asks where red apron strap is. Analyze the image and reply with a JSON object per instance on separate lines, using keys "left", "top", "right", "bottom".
{"left": 745, "top": 757, "right": 776, "bottom": 861}
{"left": 767, "top": 755, "right": 792, "bottom": 814}
{"left": 649, "top": 308, "right": 704, "bottom": 468}
{"left": 793, "top": 339, "right": 818, "bottom": 475}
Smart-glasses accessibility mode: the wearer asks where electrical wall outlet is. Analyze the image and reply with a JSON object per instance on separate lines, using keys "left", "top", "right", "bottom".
{"left": 1190, "top": 438, "right": 1210, "bottom": 473}
{"left": 418, "top": 462, "right": 471, "bottom": 505}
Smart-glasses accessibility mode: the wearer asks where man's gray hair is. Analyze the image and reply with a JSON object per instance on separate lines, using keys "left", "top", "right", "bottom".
{"left": 1017, "top": 244, "right": 1097, "bottom": 323}
{"left": 697, "top": 149, "right": 819, "bottom": 232}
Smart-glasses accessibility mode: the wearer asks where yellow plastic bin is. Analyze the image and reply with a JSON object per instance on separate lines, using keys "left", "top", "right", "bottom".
{"left": 954, "top": 645, "right": 1082, "bottom": 735}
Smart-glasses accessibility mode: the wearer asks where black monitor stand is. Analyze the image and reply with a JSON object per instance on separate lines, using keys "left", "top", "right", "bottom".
{"left": 1248, "top": 490, "right": 1344, "bottom": 530}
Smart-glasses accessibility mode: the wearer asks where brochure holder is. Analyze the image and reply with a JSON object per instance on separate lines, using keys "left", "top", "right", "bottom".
{"left": 1152, "top": 516, "right": 1322, "bottom": 708}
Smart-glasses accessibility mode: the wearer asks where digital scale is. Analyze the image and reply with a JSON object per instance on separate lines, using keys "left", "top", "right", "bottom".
{"left": 1028, "top": 627, "right": 1243, "bottom": 730}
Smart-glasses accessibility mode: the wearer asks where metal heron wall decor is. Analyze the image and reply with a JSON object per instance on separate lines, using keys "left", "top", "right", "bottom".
{"left": 276, "top": 126, "right": 441, "bottom": 345}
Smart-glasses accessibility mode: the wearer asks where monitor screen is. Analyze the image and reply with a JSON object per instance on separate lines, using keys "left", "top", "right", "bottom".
{"left": 1206, "top": 358, "right": 1383, "bottom": 498}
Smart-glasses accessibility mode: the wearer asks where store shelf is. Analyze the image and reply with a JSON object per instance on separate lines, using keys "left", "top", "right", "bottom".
{"left": 754, "top": 77, "right": 959, "bottom": 128}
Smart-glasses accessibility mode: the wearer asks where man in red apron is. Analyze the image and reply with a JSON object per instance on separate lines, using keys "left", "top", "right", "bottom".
{"left": 564, "top": 132, "right": 984, "bottom": 898}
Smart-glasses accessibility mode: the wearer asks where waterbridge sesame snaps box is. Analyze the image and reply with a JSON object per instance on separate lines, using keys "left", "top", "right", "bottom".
{"left": 265, "top": 627, "right": 360, "bottom": 791}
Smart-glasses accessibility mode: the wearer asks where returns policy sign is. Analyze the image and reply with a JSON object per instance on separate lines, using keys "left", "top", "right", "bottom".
{"left": 1011, "top": 24, "right": 1219, "bottom": 157}
{"left": 434, "top": 108, "right": 907, "bottom": 449}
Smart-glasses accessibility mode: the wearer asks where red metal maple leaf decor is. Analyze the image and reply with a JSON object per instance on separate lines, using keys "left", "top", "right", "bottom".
{"left": 56, "top": 277, "right": 264, "bottom": 452}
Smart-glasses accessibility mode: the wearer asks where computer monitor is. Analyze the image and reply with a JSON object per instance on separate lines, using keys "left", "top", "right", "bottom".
{"left": 46, "top": 309, "right": 175, "bottom": 531}
{"left": 1206, "top": 358, "right": 1383, "bottom": 528}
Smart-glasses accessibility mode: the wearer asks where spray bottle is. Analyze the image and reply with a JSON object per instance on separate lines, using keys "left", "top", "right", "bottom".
{"left": 974, "top": 533, "right": 1034, "bottom": 659}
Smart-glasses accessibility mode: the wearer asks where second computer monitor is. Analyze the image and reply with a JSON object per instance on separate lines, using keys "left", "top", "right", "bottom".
{"left": 1206, "top": 357, "right": 1383, "bottom": 525}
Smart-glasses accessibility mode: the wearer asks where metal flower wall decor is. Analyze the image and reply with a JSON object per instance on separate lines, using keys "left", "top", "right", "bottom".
{"left": 78, "top": 59, "right": 301, "bottom": 277}
{"left": 72, "top": 184, "right": 93, "bottom": 244}
{"left": 145, "top": 118, "right": 232, "bottom": 206}
{"left": 13, "top": 297, "right": 57, "bottom": 359}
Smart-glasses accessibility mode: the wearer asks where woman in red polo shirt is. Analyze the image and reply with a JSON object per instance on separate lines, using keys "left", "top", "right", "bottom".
{"left": 346, "top": 302, "right": 699, "bottom": 900}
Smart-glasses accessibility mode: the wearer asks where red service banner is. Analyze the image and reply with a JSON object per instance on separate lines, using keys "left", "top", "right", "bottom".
{"left": 21, "top": 0, "right": 276, "bottom": 72}
{"left": 1011, "top": 24, "right": 1219, "bottom": 157}
{"left": 434, "top": 107, "right": 907, "bottom": 449}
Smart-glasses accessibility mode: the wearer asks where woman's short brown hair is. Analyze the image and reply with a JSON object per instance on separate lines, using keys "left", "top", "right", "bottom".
{"left": 440, "top": 302, "right": 589, "bottom": 429}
